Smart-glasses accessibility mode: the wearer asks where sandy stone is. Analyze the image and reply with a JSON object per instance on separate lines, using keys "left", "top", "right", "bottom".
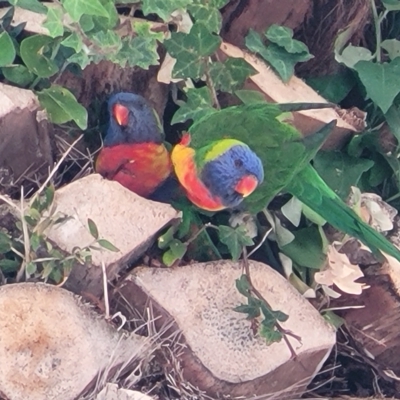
{"left": 47, "top": 174, "right": 180, "bottom": 297}
{"left": 116, "top": 260, "right": 336, "bottom": 399}
{"left": 0, "top": 282, "right": 150, "bottom": 400}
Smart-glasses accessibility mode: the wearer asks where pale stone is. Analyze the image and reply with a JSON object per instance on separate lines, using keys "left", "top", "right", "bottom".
{"left": 96, "top": 384, "right": 155, "bottom": 400}
{"left": 118, "top": 260, "right": 336, "bottom": 399}
{"left": 0, "top": 283, "right": 150, "bottom": 400}
{"left": 47, "top": 174, "right": 180, "bottom": 296}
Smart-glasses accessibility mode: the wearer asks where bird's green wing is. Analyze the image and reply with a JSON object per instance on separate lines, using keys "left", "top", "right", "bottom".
{"left": 288, "top": 166, "right": 400, "bottom": 262}
{"left": 189, "top": 103, "right": 335, "bottom": 212}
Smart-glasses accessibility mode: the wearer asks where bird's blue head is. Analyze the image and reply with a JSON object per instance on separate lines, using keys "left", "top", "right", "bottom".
{"left": 200, "top": 141, "right": 264, "bottom": 209}
{"left": 104, "top": 92, "right": 163, "bottom": 147}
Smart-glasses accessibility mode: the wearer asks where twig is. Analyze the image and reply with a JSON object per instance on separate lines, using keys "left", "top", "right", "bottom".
{"left": 16, "top": 186, "right": 30, "bottom": 282}
{"left": 29, "top": 135, "right": 83, "bottom": 207}
{"left": 241, "top": 246, "right": 302, "bottom": 360}
{"left": 102, "top": 260, "right": 110, "bottom": 319}
{"left": 247, "top": 227, "right": 273, "bottom": 258}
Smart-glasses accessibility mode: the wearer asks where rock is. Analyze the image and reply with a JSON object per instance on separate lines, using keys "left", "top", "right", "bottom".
{"left": 0, "top": 282, "right": 150, "bottom": 400}
{"left": 47, "top": 174, "right": 180, "bottom": 298}
{"left": 218, "top": 42, "right": 363, "bottom": 150}
{"left": 0, "top": 83, "right": 54, "bottom": 195}
{"left": 96, "top": 384, "right": 155, "bottom": 400}
{"left": 115, "top": 260, "right": 336, "bottom": 399}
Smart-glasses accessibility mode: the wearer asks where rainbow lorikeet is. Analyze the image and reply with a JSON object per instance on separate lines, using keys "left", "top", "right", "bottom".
{"left": 95, "top": 92, "right": 172, "bottom": 198}
{"left": 178, "top": 101, "right": 400, "bottom": 262}
{"left": 171, "top": 133, "right": 264, "bottom": 211}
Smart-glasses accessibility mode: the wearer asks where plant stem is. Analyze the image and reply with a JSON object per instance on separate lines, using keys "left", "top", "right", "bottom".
{"left": 370, "top": 0, "right": 382, "bottom": 62}
{"left": 241, "top": 247, "right": 302, "bottom": 359}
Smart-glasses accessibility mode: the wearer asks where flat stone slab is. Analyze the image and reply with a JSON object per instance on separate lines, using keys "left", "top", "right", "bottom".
{"left": 47, "top": 174, "right": 180, "bottom": 297}
{"left": 0, "top": 282, "right": 150, "bottom": 400}
{"left": 116, "top": 260, "right": 336, "bottom": 399}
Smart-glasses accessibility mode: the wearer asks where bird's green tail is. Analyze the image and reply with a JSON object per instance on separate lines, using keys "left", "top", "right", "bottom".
{"left": 288, "top": 166, "right": 400, "bottom": 262}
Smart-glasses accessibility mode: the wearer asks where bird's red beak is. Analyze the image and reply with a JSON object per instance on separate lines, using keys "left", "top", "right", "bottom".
{"left": 235, "top": 175, "right": 258, "bottom": 197}
{"left": 113, "top": 103, "right": 129, "bottom": 126}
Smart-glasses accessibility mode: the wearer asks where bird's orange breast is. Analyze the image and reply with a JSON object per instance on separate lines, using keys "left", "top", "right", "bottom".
{"left": 96, "top": 142, "right": 172, "bottom": 198}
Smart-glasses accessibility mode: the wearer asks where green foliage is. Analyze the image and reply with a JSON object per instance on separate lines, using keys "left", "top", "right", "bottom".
{"left": 245, "top": 25, "right": 313, "bottom": 82}
{"left": 0, "top": 186, "right": 119, "bottom": 283}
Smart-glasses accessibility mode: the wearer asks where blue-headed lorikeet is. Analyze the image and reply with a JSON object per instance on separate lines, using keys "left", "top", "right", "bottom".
{"left": 173, "top": 102, "right": 400, "bottom": 262}
{"left": 171, "top": 133, "right": 264, "bottom": 211}
{"left": 95, "top": 92, "right": 172, "bottom": 198}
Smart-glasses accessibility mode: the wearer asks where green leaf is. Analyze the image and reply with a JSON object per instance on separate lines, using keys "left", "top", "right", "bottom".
{"left": 235, "top": 274, "right": 251, "bottom": 297}
{"left": 0, "top": 259, "right": 20, "bottom": 273}
{"left": 87, "top": 218, "right": 99, "bottom": 239}
{"left": 97, "top": 239, "right": 120, "bottom": 252}
{"left": 381, "top": 39, "right": 400, "bottom": 61}
{"left": 0, "top": 232, "right": 11, "bottom": 253}
{"left": 142, "top": 0, "right": 192, "bottom": 21}
{"left": 188, "top": 0, "right": 225, "bottom": 33}
{"left": 171, "top": 87, "right": 214, "bottom": 125}
{"left": 382, "top": 0, "right": 400, "bottom": 11}
{"left": 234, "top": 297, "right": 262, "bottom": 319}
{"left": 322, "top": 310, "right": 344, "bottom": 329}
{"left": 235, "top": 90, "right": 267, "bottom": 104}
{"left": 259, "top": 324, "right": 282, "bottom": 344}
{"left": 165, "top": 23, "right": 222, "bottom": 79}
{"left": 280, "top": 226, "right": 326, "bottom": 270}
{"left": 265, "top": 24, "right": 310, "bottom": 54}
{"left": 168, "top": 239, "right": 188, "bottom": 259}
{"left": 354, "top": 58, "right": 400, "bottom": 113}
{"left": 43, "top": 6, "right": 64, "bottom": 38}
{"left": 306, "top": 71, "right": 355, "bottom": 103}
{"left": 209, "top": 58, "right": 256, "bottom": 93}
{"left": 313, "top": 151, "right": 374, "bottom": 200}
{"left": 20, "top": 35, "right": 59, "bottom": 78}
{"left": 245, "top": 29, "right": 312, "bottom": 82}
{"left": 158, "top": 226, "right": 177, "bottom": 250}
{"left": 61, "top": 0, "right": 110, "bottom": 21}
{"left": 218, "top": 225, "right": 254, "bottom": 261}
{"left": 0, "top": 32, "right": 16, "bottom": 67}
{"left": 118, "top": 21, "right": 163, "bottom": 69}
{"left": 61, "top": 33, "right": 83, "bottom": 52}
{"left": 30, "top": 233, "right": 42, "bottom": 252}
{"left": 79, "top": 14, "right": 95, "bottom": 32}
{"left": 336, "top": 45, "right": 373, "bottom": 69}
{"left": 1, "top": 65, "right": 35, "bottom": 87}
{"left": 26, "top": 261, "right": 37, "bottom": 276}
{"left": 37, "top": 85, "right": 88, "bottom": 129}
{"left": 260, "top": 303, "right": 288, "bottom": 323}
{"left": 7, "top": 0, "right": 47, "bottom": 13}
{"left": 67, "top": 51, "right": 90, "bottom": 69}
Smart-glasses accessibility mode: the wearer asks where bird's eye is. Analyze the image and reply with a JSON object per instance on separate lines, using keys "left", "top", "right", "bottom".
{"left": 234, "top": 159, "right": 243, "bottom": 168}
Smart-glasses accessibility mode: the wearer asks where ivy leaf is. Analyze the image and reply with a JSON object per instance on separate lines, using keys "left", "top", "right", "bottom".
{"left": 171, "top": 87, "right": 214, "bottom": 124}
{"left": 0, "top": 32, "right": 16, "bottom": 67}
{"left": 61, "top": 0, "right": 110, "bottom": 22}
{"left": 37, "top": 85, "right": 88, "bottom": 129}
{"left": 234, "top": 297, "right": 262, "bottom": 319}
{"left": 235, "top": 89, "right": 266, "bottom": 104}
{"left": 61, "top": 33, "right": 83, "bottom": 52}
{"left": 165, "top": 23, "right": 222, "bottom": 79}
{"left": 336, "top": 45, "right": 373, "bottom": 69}
{"left": 162, "top": 239, "right": 188, "bottom": 266}
{"left": 119, "top": 21, "right": 163, "bottom": 69}
{"left": 67, "top": 51, "right": 90, "bottom": 69}
{"left": 0, "top": 259, "right": 20, "bottom": 273}
{"left": 245, "top": 29, "right": 312, "bottom": 82}
{"left": 313, "top": 151, "right": 374, "bottom": 200}
{"left": 235, "top": 274, "right": 251, "bottom": 297}
{"left": 20, "top": 34, "right": 59, "bottom": 78}
{"left": 7, "top": 0, "right": 47, "bottom": 14}
{"left": 209, "top": 58, "right": 256, "bottom": 93}
{"left": 142, "top": 0, "right": 192, "bottom": 21}
{"left": 265, "top": 24, "right": 310, "bottom": 54}
{"left": 188, "top": 0, "right": 229, "bottom": 33}
{"left": 354, "top": 58, "right": 400, "bottom": 113}
{"left": 90, "top": 30, "right": 122, "bottom": 57}
{"left": 218, "top": 225, "right": 254, "bottom": 261}
{"left": 43, "top": 6, "right": 64, "bottom": 38}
